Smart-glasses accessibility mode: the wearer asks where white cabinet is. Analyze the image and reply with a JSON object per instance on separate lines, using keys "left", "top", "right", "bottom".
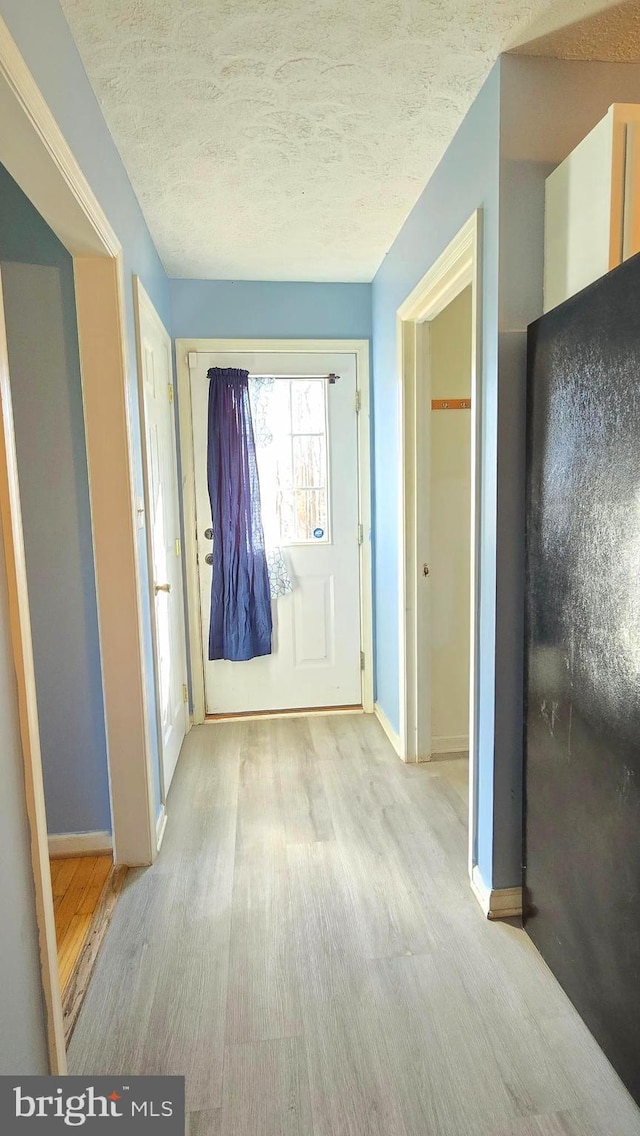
{"left": 544, "top": 103, "right": 640, "bottom": 312}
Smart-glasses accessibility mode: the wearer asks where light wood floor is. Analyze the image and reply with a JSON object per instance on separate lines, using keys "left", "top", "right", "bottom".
{"left": 68, "top": 716, "right": 640, "bottom": 1135}
{"left": 50, "top": 853, "right": 113, "bottom": 993}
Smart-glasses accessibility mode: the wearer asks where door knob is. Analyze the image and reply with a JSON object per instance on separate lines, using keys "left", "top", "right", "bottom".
{"left": 155, "top": 583, "right": 171, "bottom": 594}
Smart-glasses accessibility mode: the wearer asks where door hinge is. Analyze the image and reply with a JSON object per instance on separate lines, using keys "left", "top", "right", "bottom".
{"left": 358, "top": 523, "right": 364, "bottom": 546}
{"left": 360, "top": 651, "right": 366, "bottom": 671}
{"left": 182, "top": 684, "right": 189, "bottom": 703}
{"left": 175, "top": 538, "right": 181, "bottom": 557}
{"left": 168, "top": 382, "right": 174, "bottom": 404}
{"left": 355, "top": 390, "right": 361, "bottom": 413}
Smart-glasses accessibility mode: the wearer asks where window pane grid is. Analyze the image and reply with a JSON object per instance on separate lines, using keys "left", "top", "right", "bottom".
{"left": 254, "top": 378, "right": 330, "bottom": 545}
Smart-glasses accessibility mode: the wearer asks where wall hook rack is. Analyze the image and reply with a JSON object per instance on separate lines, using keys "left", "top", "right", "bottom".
{"left": 431, "top": 398, "right": 471, "bottom": 410}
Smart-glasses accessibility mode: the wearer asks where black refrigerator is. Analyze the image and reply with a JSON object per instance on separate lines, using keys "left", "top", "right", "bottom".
{"left": 525, "top": 252, "right": 640, "bottom": 1104}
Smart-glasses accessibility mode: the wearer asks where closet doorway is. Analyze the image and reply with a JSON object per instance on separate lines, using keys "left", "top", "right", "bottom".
{"left": 397, "top": 212, "right": 482, "bottom": 879}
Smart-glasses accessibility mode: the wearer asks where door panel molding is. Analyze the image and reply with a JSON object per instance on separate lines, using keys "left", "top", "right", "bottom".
{"left": 176, "top": 338, "right": 373, "bottom": 723}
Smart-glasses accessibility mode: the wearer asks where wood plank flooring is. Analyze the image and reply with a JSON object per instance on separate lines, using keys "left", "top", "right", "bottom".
{"left": 62, "top": 864, "right": 128, "bottom": 1045}
{"left": 50, "top": 853, "right": 113, "bottom": 993}
{"left": 68, "top": 716, "right": 640, "bottom": 1135}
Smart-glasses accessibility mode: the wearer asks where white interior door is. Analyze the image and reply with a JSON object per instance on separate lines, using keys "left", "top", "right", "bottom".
{"left": 190, "top": 351, "right": 362, "bottom": 714}
{"left": 136, "top": 284, "right": 189, "bottom": 793}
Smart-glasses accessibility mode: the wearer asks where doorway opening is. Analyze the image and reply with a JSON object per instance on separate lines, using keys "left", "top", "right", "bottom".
{"left": 427, "top": 287, "right": 472, "bottom": 758}
{"left": 176, "top": 339, "right": 373, "bottom": 724}
{"left": 0, "top": 17, "right": 161, "bottom": 1072}
{"left": 0, "top": 193, "right": 124, "bottom": 1042}
{"left": 397, "top": 211, "right": 482, "bottom": 880}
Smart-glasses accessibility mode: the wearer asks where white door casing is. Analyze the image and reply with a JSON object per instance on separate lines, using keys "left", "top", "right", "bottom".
{"left": 176, "top": 339, "right": 373, "bottom": 722}
{"left": 195, "top": 351, "right": 358, "bottom": 714}
{"left": 0, "top": 14, "right": 164, "bottom": 1073}
{"left": 134, "top": 279, "right": 188, "bottom": 796}
{"left": 396, "top": 210, "right": 481, "bottom": 882}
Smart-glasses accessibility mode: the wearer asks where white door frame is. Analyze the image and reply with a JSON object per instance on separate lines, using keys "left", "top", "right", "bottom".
{"left": 175, "top": 338, "right": 373, "bottom": 724}
{"left": 133, "top": 276, "right": 189, "bottom": 819}
{"left": 0, "top": 271, "right": 66, "bottom": 1070}
{"left": 397, "top": 211, "right": 482, "bottom": 877}
{"left": 0, "top": 16, "right": 160, "bottom": 1071}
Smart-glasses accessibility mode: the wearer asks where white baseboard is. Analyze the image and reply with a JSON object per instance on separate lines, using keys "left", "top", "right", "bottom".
{"left": 48, "top": 830, "right": 112, "bottom": 858}
{"left": 374, "top": 702, "right": 401, "bottom": 756}
{"left": 431, "top": 734, "right": 469, "bottom": 755}
{"left": 471, "top": 864, "right": 523, "bottom": 920}
{"left": 156, "top": 805, "right": 168, "bottom": 853}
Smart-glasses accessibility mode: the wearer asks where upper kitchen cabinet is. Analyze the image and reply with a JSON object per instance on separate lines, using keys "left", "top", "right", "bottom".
{"left": 544, "top": 103, "right": 640, "bottom": 312}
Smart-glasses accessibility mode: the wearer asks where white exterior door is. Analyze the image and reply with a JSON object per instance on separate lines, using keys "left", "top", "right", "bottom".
{"left": 136, "top": 284, "right": 189, "bottom": 793}
{"left": 190, "top": 351, "right": 362, "bottom": 714}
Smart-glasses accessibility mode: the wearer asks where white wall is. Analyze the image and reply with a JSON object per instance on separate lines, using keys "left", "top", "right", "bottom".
{"left": 0, "top": 519, "right": 48, "bottom": 1072}
{"left": 428, "top": 287, "right": 472, "bottom": 753}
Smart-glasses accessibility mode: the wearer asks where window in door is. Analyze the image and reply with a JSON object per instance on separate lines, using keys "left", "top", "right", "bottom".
{"left": 251, "top": 378, "right": 330, "bottom": 546}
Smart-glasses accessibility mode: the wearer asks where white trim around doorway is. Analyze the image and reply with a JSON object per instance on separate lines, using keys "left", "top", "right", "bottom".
{"left": 0, "top": 271, "right": 67, "bottom": 1072}
{"left": 0, "top": 18, "right": 158, "bottom": 870}
{"left": 175, "top": 338, "right": 373, "bottom": 725}
{"left": 396, "top": 210, "right": 482, "bottom": 882}
{"left": 0, "top": 14, "right": 160, "bottom": 1073}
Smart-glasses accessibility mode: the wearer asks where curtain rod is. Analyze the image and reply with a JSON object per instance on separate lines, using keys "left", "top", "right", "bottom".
{"left": 188, "top": 351, "right": 339, "bottom": 381}
{"left": 250, "top": 373, "right": 339, "bottom": 383}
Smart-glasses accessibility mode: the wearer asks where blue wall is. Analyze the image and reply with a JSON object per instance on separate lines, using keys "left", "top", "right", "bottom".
{"left": 0, "top": 164, "right": 110, "bottom": 835}
{"left": 0, "top": 2, "right": 170, "bottom": 326}
{"left": 0, "top": 0, "right": 173, "bottom": 816}
{"left": 170, "top": 279, "right": 372, "bottom": 340}
{"left": 170, "top": 277, "right": 372, "bottom": 707}
{"left": 6, "top": 1, "right": 640, "bottom": 892}
{"left": 0, "top": 520, "right": 48, "bottom": 1072}
{"left": 371, "top": 54, "right": 640, "bottom": 893}
{"left": 371, "top": 64, "right": 501, "bottom": 887}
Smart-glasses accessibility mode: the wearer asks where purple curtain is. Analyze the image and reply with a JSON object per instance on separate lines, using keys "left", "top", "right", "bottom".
{"left": 207, "top": 367, "right": 272, "bottom": 661}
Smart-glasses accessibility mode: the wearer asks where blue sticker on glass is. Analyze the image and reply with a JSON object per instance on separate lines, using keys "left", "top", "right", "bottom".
{"left": 313, "top": 527, "right": 324, "bottom": 539}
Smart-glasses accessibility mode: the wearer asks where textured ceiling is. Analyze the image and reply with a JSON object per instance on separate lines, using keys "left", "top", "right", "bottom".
{"left": 513, "top": 0, "right": 640, "bottom": 59}
{"left": 60, "top": 0, "right": 622, "bottom": 280}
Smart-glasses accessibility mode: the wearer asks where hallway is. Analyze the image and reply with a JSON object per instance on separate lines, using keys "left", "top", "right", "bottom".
{"left": 68, "top": 716, "right": 640, "bottom": 1135}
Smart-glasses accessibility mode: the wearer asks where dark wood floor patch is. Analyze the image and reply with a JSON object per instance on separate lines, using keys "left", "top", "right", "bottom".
{"left": 62, "top": 864, "right": 128, "bottom": 1046}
